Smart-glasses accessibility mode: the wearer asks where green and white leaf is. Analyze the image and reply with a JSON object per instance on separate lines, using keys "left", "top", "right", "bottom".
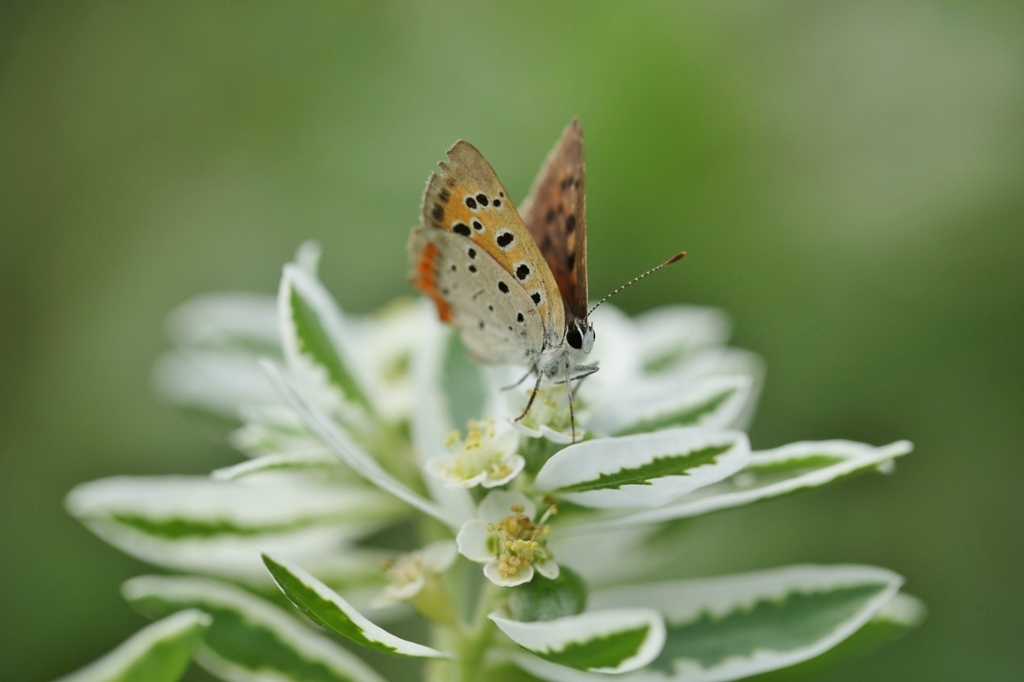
{"left": 165, "top": 292, "right": 280, "bottom": 356}
{"left": 745, "top": 592, "right": 925, "bottom": 681}
{"left": 152, "top": 349, "right": 281, "bottom": 419}
{"left": 521, "top": 564, "right": 902, "bottom": 682}
{"left": 123, "top": 575, "right": 385, "bottom": 682}
{"left": 212, "top": 453, "right": 340, "bottom": 480}
{"left": 265, "top": 360, "right": 465, "bottom": 529}
{"left": 534, "top": 429, "right": 749, "bottom": 509}
{"left": 54, "top": 609, "right": 210, "bottom": 682}
{"left": 230, "top": 408, "right": 333, "bottom": 460}
{"left": 595, "top": 376, "right": 754, "bottom": 436}
{"left": 632, "top": 305, "right": 733, "bottom": 372}
{"left": 591, "top": 440, "right": 912, "bottom": 529}
{"left": 491, "top": 608, "right": 665, "bottom": 674}
{"left": 263, "top": 554, "right": 451, "bottom": 658}
{"left": 279, "top": 263, "right": 374, "bottom": 413}
{"left": 67, "top": 475, "right": 400, "bottom": 582}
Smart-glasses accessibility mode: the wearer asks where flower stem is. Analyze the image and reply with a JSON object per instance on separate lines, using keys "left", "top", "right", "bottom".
{"left": 458, "top": 581, "right": 502, "bottom": 682}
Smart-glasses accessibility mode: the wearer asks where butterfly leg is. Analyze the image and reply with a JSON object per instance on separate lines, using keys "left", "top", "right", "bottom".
{"left": 564, "top": 365, "right": 579, "bottom": 443}
{"left": 514, "top": 372, "right": 545, "bottom": 423}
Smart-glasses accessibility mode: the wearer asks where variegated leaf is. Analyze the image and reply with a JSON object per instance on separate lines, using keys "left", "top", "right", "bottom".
{"left": 54, "top": 610, "right": 210, "bottom": 682}
{"left": 66, "top": 475, "right": 399, "bottom": 582}
{"left": 591, "top": 440, "right": 912, "bottom": 530}
{"left": 534, "top": 429, "right": 749, "bottom": 508}
{"left": 123, "top": 575, "right": 385, "bottom": 682}
{"left": 510, "top": 565, "right": 907, "bottom": 681}
{"left": 279, "top": 263, "right": 374, "bottom": 412}
{"left": 265, "top": 361, "right": 465, "bottom": 528}
{"left": 263, "top": 554, "right": 451, "bottom": 658}
{"left": 491, "top": 608, "right": 665, "bottom": 674}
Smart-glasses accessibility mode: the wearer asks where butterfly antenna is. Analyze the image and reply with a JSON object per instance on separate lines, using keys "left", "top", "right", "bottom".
{"left": 587, "top": 251, "right": 686, "bottom": 317}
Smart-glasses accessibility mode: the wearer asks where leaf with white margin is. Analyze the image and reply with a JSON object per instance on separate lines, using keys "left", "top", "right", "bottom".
{"left": 510, "top": 565, "right": 905, "bottom": 682}
{"left": 265, "top": 360, "right": 466, "bottom": 529}
{"left": 263, "top": 554, "right": 451, "bottom": 659}
{"left": 152, "top": 349, "right": 281, "bottom": 419}
{"left": 123, "top": 575, "right": 385, "bottom": 682}
{"left": 212, "top": 452, "right": 340, "bottom": 480}
{"left": 279, "top": 263, "right": 374, "bottom": 412}
{"left": 54, "top": 609, "right": 210, "bottom": 682}
{"left": 633, "top": 305, "right": 733, "bottom": 373}
{"left": 578, "top": 440, "right": 912, "bottom": 531}
{"left": 165, "top": 292, "right": 280, "bottom": 356}
{"left": 534, "top": 429, "right": 749, "bottom": 509}
{"left": 746, "top": 592, "right": 925, "bottom": 681}
{"left": 597, "top": 376, "right": 753, "bottom": 436}
{"left": 491, "top": 608, "right": 665, "bottom": 674}
{"left": 66, "top": 475, "right": 400, "bottom": 582}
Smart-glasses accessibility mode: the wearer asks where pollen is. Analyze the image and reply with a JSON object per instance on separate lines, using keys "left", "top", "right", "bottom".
{"left": 487, "top": 504, "right": 557, "bottom": 580}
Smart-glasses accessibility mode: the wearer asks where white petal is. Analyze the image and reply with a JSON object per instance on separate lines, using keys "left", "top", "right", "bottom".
{"left": 477, "top": 490, "right": 536, "bottom": 522}
{"left": 455, "top": 521, "right": 493, "bottom": 562}
{"left": 371, "top": 578, "right": 424, "bottom": 609}
{"left": 534, "top": 560, "right": 560, "bottom": 580}
{"left": 420, "top": 540, "right": 458, "bottom": 572}
{"left": 482, "top": 454, "right": 526, "bottom": 488}
{"left": 484, "top": 560, "right": 534, "bottom": 587}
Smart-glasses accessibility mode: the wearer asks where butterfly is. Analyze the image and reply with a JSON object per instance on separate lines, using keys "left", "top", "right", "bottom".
{"left": 408, "top": 120, "right": 682, "bottom": 437}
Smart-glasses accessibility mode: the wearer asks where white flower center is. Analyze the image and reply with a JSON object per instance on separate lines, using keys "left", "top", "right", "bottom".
{"left": 440, "top": 419, "right": 516, "bottom": 483}
{"left": 518, "top": 386, "right": 575, "bottom": 433}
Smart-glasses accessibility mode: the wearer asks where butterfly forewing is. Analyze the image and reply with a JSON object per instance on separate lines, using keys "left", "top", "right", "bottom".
{"left": 419, "top": 141, "right": 565, "bottom": 348}
{"left": 409, "top": 228, "right": 545, "bottom": 365}
{"left": 519, "top": 119, "right": 588, "bottom": 323}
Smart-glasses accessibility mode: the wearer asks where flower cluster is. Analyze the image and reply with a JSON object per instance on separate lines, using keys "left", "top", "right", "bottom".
{"left": 61, "top": 243, "right": 922, "bottom": 682}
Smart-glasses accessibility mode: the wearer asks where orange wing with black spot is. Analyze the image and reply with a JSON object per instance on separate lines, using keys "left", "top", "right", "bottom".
{"left": 414, "top": 141, "right": 565, "bottom": 348}
{"left": 519, "top": 119, "right": 588, "bottom": 324}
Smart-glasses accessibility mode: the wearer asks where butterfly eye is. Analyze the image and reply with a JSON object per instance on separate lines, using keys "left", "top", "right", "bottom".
{"left": 566, "top": 327, "right": 583, "bottom": 350}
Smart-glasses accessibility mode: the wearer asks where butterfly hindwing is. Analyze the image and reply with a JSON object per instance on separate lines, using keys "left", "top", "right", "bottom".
{"left": 420, "top": 141, "right": 565, "bottom": 348}
{"left": 409, "top": 227, "right": 545, "bottom": 365}
{"left": 519, "top": 119, "right": 588, "bottom": 323}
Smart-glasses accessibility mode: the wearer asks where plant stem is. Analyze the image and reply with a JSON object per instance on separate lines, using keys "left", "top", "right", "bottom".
{"left": 458, "top": 581, "right": 502, "bottom": 682}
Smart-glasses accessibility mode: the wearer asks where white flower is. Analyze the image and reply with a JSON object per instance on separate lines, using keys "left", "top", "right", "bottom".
{"left": 509, "top": 385, "right": 585, "bottom": 444}
{"left": 456, "top": 490, "right": 559, "bottom": 587}
{"left": 372, "top": 540, "right": 457, "bottom": 609}
{"left": 425, "top": 419, "right": 525, "bottom": 489}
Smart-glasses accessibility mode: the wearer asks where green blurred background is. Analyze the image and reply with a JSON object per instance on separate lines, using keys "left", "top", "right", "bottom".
{"left": 2, "top": 1, "right": 1022, "bottom": 679}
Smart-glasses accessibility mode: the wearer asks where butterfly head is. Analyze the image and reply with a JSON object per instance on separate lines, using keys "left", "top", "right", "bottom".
{"left": 565, "top": 318, "right": 595, "bottom": 355}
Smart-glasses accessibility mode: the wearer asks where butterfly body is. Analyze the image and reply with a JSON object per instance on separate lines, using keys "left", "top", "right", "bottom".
{"left": 409, "top": 120, "right": 597, "bottom": 393}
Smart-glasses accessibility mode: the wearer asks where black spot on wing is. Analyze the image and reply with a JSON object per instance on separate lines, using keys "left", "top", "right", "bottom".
{"left": 465, "top": 196, "right": 477, "bottom": 209}
{"left": 476, "top": 193, "right": 488, "bottom": 206}
{"left": 496, "top": 232, "right": 514, "bottom": 248}
{"left": 498, "top": 281, "right": 510, "bottom": 294}
{"left": 453, "top": 223, "right": 471, "bottom": 236}
{"left": 566, "top": 215, "right": 577, "bottom": 233}
{"left": 531, "top": 292, "right": 541, "bottom": 305}
{"left": 516, "top": 263, "right": 530, "bottom": 280}
{"left": 432, "top": 204, "right": 444, "bottom": 221}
